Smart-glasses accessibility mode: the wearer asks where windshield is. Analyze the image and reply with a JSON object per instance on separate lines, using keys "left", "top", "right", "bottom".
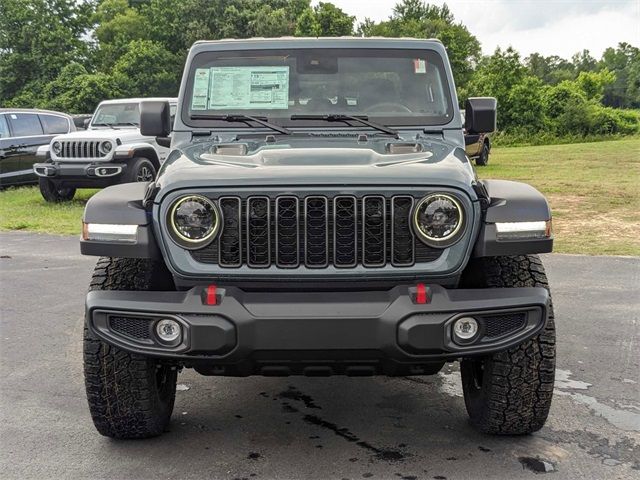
{"left": 184, "top": 48, "right": 454, "bottom": 128}
{"left": 92, "top": 103, "right": 140, "bottom": 127}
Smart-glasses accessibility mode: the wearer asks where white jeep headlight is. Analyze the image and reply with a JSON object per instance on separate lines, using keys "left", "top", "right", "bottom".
{"left": 51, "top": 141, "right": 62, "bottom": 155}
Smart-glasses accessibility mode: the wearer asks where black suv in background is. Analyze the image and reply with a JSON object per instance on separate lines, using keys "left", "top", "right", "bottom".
{"left": 0, "top": 109, "right": 75, "bottom": 187}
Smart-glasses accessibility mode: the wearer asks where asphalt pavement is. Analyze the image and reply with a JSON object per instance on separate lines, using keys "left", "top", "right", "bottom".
{"left": 0, "top": 231, "right": 638, "bottom": 480}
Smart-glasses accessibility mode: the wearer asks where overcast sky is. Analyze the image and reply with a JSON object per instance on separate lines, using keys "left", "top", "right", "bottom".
{"left": 315, "top": 0, "right": 640, "bottom": 59}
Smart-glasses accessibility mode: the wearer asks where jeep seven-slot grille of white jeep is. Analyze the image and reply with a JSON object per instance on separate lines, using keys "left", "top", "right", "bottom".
{"left": 58, "top": 141, "right": 103, "bottom": 158}
{"left": 189, "top": 194, "right": 442, "bottom": 269}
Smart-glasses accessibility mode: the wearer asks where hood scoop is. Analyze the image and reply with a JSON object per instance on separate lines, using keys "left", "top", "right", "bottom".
{"left": 386, "top": 142, "right": 423, "bottom": 154}
{"left": 211, "top": 143, "right": 248, "bottom": 156}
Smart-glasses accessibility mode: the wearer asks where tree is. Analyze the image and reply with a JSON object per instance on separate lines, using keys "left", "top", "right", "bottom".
{"left": 599, "top": 42, "right": 640, "bottom": 108}
{"left": 112, "top": 39, "right": 180, "bottom": 98}
{"left": 251, "top": 5, "right": 294, "bottom": 37}
{"left": 465, "top": 47, "right": 535, "bottom": 130}
{"left": 525, "top": 53, "right": 575, "bottom": 85}
{"left": 0, "top": 0, "right": 94, "bottom": 104}
{"left": 295, "top": 2, "right": 353, "bottom": 37}
{"left": 359, "top": 1, "right": 480, "bottom": 89}
{"left": 576, "top": 69, "right": 616, "bottom": 102}
{"left": 572, "top": 49, "right": 597, "bottom": 73}
{"left": 92, "top": 0, "right": 149, "bottom": 70}
{"left": 295, "top": 8, "right": 321, "bottom": 36}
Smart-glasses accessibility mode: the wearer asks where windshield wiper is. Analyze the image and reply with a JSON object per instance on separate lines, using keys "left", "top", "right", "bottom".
{"left": 290, "top": 114, "right": 399, "bottom": 137}
{"left": 190, "top": 114, "right": 291, "bottom": 135}
{"left": 91, "top": 123, "right": 119, "bottom": 129}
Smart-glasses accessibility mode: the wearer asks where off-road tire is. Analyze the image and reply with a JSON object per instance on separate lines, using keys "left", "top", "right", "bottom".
{"left": 83, "top": 257, "right": 177, "bottom": 439}
{"left": 126, "top": 157, "right": 156, "bottom": 183}
{"left": 475, "top": 142, "right": 489, "bottom": 166}
{"left": 459, "top": 255, "right": 555, "bottom": 435}
{"left": 38, "top": 177, "right": 76, "bottom": 202}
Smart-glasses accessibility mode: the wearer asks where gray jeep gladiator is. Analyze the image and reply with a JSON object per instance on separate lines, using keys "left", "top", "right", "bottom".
{"left": 80, "top": 38, "right": 555, "bottom": 439}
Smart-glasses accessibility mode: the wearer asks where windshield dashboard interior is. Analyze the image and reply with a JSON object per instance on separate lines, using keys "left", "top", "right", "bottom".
{"left": 182, "top": 48, "right": 455, "bottom": 129}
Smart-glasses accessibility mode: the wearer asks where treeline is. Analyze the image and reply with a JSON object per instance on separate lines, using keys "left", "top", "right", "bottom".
{"left": 1, "top": 0, "right": 638, "bottom": 140}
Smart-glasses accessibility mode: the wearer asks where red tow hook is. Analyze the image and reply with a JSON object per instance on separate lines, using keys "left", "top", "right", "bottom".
{"left": 414, "top": 283, "right": 431, "bottom": 304}
{"left": 203, "top": 285, "right": 217, "bottom": 305}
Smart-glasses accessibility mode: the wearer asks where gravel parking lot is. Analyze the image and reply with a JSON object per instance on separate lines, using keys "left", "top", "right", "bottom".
{"left": 1, "top": 232, "right": 638, "bottom": 480}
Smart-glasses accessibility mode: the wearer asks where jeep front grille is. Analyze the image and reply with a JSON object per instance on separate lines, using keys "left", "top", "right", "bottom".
{"left": 190, "top": 194, "right": 441, "bottom": 269}
{"left": 57, "top": 140, "right": 103, "bottom": 159}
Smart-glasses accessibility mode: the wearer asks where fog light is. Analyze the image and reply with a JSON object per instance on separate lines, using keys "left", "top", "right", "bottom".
{"left": 155, "top": 319, "right": 181, "bottom": 343}
{"left": 453, "top": 317, "right": 478, "bottom": 342}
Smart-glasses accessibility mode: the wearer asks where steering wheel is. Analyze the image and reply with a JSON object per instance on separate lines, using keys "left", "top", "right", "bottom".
{"left": 364, "top": 102, "right": 412, "bottom": 113}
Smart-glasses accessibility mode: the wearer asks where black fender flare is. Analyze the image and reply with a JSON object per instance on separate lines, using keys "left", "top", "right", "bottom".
{"left": 81, "top": 182, "right": 160, "bottom": 259}
{"left": 483, "top": 135, "right": 491, "bottom": 152}
{"left": 129, "top": 146, "right": 161, "bottom": 171}
{"left": 473, "top": 179, "right": 553, "bottom": 257}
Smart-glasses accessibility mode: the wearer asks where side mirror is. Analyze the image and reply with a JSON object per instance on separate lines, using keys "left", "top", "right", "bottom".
{"left": 140, "top": 100, "right": 171, "bottom": 139}
{"left": 83, "top": 118, "right": 91, "bottom": 129}
{"left": 465, "top": 97, "right": 497, "bottom": 134}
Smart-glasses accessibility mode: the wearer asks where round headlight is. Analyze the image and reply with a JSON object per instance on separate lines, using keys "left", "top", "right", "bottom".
{"left": 51, "top": 141, "right": 62, "bottom": 155}
{"left": 168, "top": 195, "right": 220, "bottom": 249}
{"left": 413, "top": 193, "right": 464, "bottom": 247}
{"left": 99, "top": 141, "right": 113, "bottom": 155}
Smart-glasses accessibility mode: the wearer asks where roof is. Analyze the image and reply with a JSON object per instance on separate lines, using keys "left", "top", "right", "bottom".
{"left": 194, "top": 36, "right": 443, "bottom": 45}
{"left": 0, "top": 108, "right": 72, "bottom": 116}
{"left": 189, "top": 37, "right": 447, "bottom": 55}
{"left": 97, "top": 97, "right": 178, "bottom": 105}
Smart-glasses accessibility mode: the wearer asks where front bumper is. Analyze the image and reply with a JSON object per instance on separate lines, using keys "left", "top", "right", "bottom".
{"left": 33, "top": 162, "right": 127, "bottom": 187}
{"left": 85, "top": 284, "right": 549, "bottom": 376}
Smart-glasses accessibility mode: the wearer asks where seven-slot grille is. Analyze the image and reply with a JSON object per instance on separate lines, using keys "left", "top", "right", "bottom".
{"left": 190, "top": 195, "right": 442, "bottom": 269}
{"left": 56, "top": 140, "right": 104, "bottom": 159}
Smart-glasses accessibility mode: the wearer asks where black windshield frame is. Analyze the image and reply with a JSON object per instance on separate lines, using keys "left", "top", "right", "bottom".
{"left": 181, "top": 48, "right": 455, "bottom": 131}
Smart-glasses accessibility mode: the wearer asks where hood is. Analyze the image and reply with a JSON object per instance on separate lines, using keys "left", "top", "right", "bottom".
{"left": 52, "top": 127, "right": 142, "bottom": 142}
{"left": 155, "top": 135, "right": 476, "bottom": 199}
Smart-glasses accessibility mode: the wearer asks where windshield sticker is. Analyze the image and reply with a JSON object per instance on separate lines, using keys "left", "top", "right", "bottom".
{"left": 192, "top": 68, "right": 212, "bottom": 110}
{"left": 414, "top": 59, "right": 426, "bottom": 74}
{"left": 195, "top": 66, "right": 290, "bottom": 110}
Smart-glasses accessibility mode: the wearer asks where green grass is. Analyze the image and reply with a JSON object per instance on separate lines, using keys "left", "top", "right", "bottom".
{"left": 478, "top": 137, "right": 640, "bottom": 256}
{"left": 0, "top": 187, "right": 98, "bottom": 235}
{"left": 1, "top": 137, "right": 639, "bottom": 255}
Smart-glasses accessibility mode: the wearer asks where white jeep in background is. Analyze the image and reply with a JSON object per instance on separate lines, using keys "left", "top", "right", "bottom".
{"left": 34, "top": 97, "right": 177, "bottom": 202}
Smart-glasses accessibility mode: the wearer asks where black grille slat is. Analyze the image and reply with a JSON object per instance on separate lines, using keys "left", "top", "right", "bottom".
{"left": 192, "top": 193, "right": 445, "bottom": 269}
{"left": 247, "top": 197, "right": 270, "bottom": 267}
{"left": 276, "top": 196, "right": 300, "bottom": 268}
{"left": 391, "top": 196, "right": 415, "bottom": 266}
{"left": 362, "top": 196, "right": 386, "bottom": 267}
{"left": 334, "top": 196, "right": 357, "bottom": 267}
{"left": 305, "top": 197, "right": 329, "bottom": 267}
{"left": 219, "top": 197, "right": 241, "bottom": 267}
